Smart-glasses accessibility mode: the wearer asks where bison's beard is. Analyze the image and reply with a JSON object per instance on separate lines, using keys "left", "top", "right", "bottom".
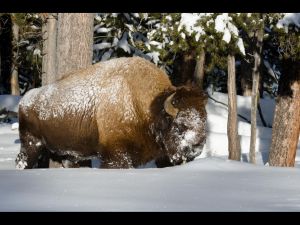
{"left": 163, "top": 108, "right": 206, "bottom": 164}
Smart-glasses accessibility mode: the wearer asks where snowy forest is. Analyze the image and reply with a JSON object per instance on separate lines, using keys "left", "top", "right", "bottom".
{"left": 0, "top": 13, "right": 300, "bottom": 211}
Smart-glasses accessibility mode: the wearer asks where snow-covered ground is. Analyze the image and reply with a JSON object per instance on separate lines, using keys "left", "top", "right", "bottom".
{"left": 2, "top": 158, "right": 300, "bottom": 211}
{"left": 0, "top": 93, "right": 300, "bottom": 211}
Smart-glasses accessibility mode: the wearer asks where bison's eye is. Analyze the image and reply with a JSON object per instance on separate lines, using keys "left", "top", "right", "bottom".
{"left": 172, "top": 99, "right": 178, "bottom": 105}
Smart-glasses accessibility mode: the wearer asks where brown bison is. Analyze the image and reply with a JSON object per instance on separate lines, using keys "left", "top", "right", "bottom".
{"left": 15, "top": 57, "right": 207, "bottom": 169}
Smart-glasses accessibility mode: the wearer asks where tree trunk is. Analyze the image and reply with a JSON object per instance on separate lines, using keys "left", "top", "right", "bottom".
{"left": 10, "top": 16, "right": 20, "bottom": 96}
{"left": 172, "top": 49, "right": 196, "bottom": 86}
{"left": 42, "top": 13, "right": 58, "bottom": 86}
{"left": 249, "top": 28, "right": 263, "bottom": 164}
{"left": 268, "top": 60, "right": 300, "bottom": 167}
{"left": 0, "top": 19, "right": 3, "bottom": 93}
{"left": 0, "top": 53, "right": 1, "bottom": 92}
{"left": 227, "top": 54, "right": 241, "bottom": 161}
{"left": 240, "top": 59, "right": 252, "bottom": 96}
{"left": 0, "top": 14, "right": 13, "bottom": 94}
{"left": 193, "top": 50, "right": 205, "bottom": 91}
{"left": 56, "top": 13, "right": 94, "bottom": 79}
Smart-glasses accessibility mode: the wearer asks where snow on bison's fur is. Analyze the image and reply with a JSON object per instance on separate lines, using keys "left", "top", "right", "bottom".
{"left": 15, "top": 57, "right": 207, "bottom": 169}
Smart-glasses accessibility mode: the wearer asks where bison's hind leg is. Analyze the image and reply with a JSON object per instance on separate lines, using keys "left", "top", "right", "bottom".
{"left": 16, "top": 132, "right": 48, "bottom": 169}
{"left": 48, "top": 152, "right": 92, "bottom": 168}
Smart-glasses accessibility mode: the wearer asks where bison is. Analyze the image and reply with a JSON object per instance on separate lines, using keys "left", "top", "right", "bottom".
{"left": 15, "top": 57, "right": 207, "bottom": 169}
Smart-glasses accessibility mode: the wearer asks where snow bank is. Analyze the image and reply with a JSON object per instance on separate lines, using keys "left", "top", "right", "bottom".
{"left": 0, "top": 123, "right": 20, "bottom": 169}
{"left": 206, "top": 91, "right": 275, "bottom": 127}
{"left": 200, "top": 90, "right": 300, "bottom": 164}
{"left": 277, "top": 13, "right": 300, "bottom": 30}
{"left": 1, "top": 158, "right": 300, "bottom": 211}
{"left": 0, "top": 95, "right": 21, "bottom": 112}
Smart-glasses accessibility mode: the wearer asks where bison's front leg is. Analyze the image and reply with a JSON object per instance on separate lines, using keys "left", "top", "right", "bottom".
{"left": 16, "top": 132, "right": 48, "bottom": 169}
{"left": 155, "top": 155, "right": 174, "bottom": 168}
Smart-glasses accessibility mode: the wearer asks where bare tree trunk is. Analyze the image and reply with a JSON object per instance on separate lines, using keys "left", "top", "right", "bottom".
{"left": 10, "top": 15, "right": 20, "bottom": 95}
{"left": 56, "top": 13, "right": 94, "bottom": 79}
{"left": 173, "top": 49, "right": 196, "bottom": 86}
{"left": 193, "top": 50, "right": 205, "bottom": 91}
{"left": 268, "top": 60, "right": 300, "bottom": 167}
{"left": 42, "top": 13, "right": 58, "bottom": 86}
{"left": 249, "top": 28, "right": 263, "bottom": 164}
{"left": 0, "top": 14, "right": 12, "bottom": 94}
{"left": 240, "top": 59, "right": 252, "bottom": 96}
{"left": 227, "top": 54, "right": 241, "bottom": 161}
{"left": 0, "top": 53, "right": 1, "bottom": 92}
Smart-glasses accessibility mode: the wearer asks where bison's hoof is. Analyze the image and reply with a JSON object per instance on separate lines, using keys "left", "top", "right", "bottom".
{"left": 15, "top": 152, "right": 28, "bottom": 170}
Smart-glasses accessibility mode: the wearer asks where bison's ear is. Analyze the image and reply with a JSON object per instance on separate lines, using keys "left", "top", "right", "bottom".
{"left": 164, "top": 92, "right": 179, "bottom": 118}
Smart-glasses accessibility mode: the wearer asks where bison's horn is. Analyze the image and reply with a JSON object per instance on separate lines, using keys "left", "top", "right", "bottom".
{"left": 164, "top": 93, "right": 179, "bottom": 118}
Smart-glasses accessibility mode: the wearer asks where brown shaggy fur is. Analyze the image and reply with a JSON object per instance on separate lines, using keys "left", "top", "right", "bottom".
{"left": 16, "top": 57, "right": 207, "bottom": 169}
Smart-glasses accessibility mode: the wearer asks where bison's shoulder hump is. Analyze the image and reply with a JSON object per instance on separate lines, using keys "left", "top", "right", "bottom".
{"left": 95, "top": 57, "right": 163, "bottom": 74}
{"left": 19, "top": 88, "right": 41, "bottom": 110}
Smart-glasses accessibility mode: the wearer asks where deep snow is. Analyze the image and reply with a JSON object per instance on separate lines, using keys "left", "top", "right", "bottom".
{"left": 2, "top": 158, "right": 300, "bottom": 211}
{"left": 0, "top": 92, "right": 300, "bottom": 211}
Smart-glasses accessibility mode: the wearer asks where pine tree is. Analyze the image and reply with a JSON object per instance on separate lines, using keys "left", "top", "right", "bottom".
{"left": 42, "top": 13, "right": 57, "bottom": 85}
{"left": 56, "top": 13, "right": 94, "bottom": 79}
{"left": 93, "top": 13, "right": 163, "bottom": 64}
{"left": 0, "top": 14, "right": 12, "bottom": 94}
{"left": 10, "top": 13, "right": 21, "bottom": 95}
{"left": 268, "top": 13, "right": 300, "bottom": 167}
{"left": 227, "top": 53, "right": 241, "bottom": 160}
{"left": 210, "top": 13, "right": 245, "bottom": 160}
{"left": 3, "top": 13, "right": 44, "bottom": 94}
{"left": 233, "top": 13, "right": 265, "bottom": 163}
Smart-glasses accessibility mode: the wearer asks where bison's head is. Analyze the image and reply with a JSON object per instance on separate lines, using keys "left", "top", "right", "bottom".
{"left": 156, "top": 86, "right": 207, "bottom": 165}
